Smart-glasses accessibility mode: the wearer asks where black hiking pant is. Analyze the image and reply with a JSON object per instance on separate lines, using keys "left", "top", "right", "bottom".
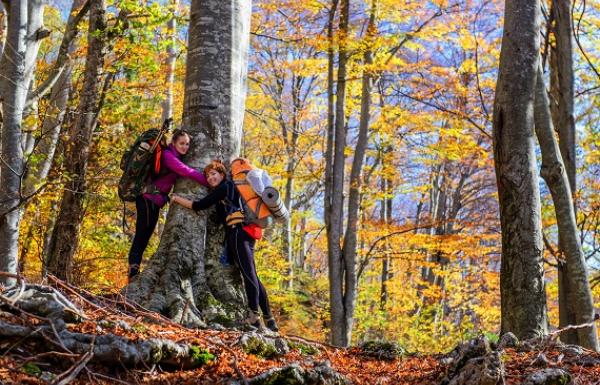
{"left": 227, "top": 226, "right": 273, "bottom": 317}
{"left": 128, "top": 196, "right": 160, "bottom": 278}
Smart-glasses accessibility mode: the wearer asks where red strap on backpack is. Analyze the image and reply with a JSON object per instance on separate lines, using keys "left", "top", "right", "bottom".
{"left": 154, "top": 145, "right": 162, "bottom": 174}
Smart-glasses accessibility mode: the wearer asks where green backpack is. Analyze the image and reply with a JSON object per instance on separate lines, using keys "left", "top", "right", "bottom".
{"left": 118, "top": 119, "right": 172, "bottom": 202}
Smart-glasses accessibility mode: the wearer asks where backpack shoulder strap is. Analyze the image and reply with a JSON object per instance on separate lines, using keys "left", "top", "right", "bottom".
{"left": 220, "top": 180, "right": 236, "bottom": 208}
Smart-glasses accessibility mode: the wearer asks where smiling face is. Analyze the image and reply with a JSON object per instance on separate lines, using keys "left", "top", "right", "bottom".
{"left": 206, "top": 169, "right": 224, "bottom": 188}
{"left": 173, "top": 133, "right": 191, "bottom": 155}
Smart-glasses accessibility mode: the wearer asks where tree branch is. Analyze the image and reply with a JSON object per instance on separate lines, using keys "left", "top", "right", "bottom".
{"left": 26, "top": 0, "right": 91, "bottom": 107}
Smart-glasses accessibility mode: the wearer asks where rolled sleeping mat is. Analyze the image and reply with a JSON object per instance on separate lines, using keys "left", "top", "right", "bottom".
{"left": 262, "top": 186, "right": 289, "bottom": 220}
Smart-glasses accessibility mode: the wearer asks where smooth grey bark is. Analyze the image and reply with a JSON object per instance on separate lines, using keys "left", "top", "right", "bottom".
{"left": 0, "top": 0, "right": 45, "bottom": 286}
{"left": 327, "top": 0, "right": 349, "bottom": 347}
{"left": 161, "top": 0, "right": 178, "bottom": 122}
{"left": 323, "top": 0, "right": 338, "bottom": 245}
{"left": 45, "top": 0, "right": 106, "bottom": 282}
{"left": 124, "top": 0, "right": 252, "bottom": 327}
{"left": 21, "top": 78, "right": 38, "bottom": 158}
{"left": 339, "top": 0, "right": 377, "bottom": 347}
{"left": 534, "top": 66, "right": 598, "bottom": 351}
{"left": 550, "top": 0, "right": 576, "bottom": 192}
{"left": 550, "top": 0, "right": 579, "bottom": 346}
{"left": 23, "top": 0, "right": 87, "bottom": 196}
{"left": 493, "top": 0, "right": 547, "bottom": 339}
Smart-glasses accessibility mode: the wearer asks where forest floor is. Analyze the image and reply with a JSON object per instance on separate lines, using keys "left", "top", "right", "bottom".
{"left": 1, "top": 277, "right": 600, "bottom": 384}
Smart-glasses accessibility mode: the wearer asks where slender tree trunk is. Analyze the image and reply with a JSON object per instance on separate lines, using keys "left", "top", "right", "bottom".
{"left": 124, "top": 0, "right": 252, "bottom": 327}
{"left": 161, "top": 0, "right": 178, "bottom": 121}
{"left": 493, "top": 0, "right": 547, "bottom": 339}
{"left": 327, "top": 0, "right": 350, "bottom": 347}
{"left": 296, "top": 215, "right": 307, "bottom": 270}
{"left": 282, "top": 79, "right": 300, "bottom": 289}
{"left": 550, "top": 0, "right": 580, "bottom": 346}
{"left": 534, "top": 65, "right": 598, "bottom": 351}
{"left": 379, "top": 175, "right": 391, "bottom": 309}
{"left": 324, "top": 0, "right": 338, "bottom": 241}
{"left": 323, "top": 0, "right": 337, "bottom": 326}
{"left": 338, "top": 0, "right": 376, "bottom": 346}
{"left": 41, "top": 200, "right": 58, "bottom": 277}
{"left": 0, "top": 0, "right": 45, "bottom": 286}
{"left": 45, "top": 0, "right": 106, "bottom": 282}
{"left": 550, "top": 0, "right": 576, "bottom": 192}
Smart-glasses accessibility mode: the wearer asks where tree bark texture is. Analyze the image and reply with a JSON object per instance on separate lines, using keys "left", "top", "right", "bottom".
{"left": 327, "top": 0, "right": 350, "bottom": 347}
{"left": 550, "top": 0, "right": 576, "bottom": 193}
{"left": 45, "top": 0, "right": 106, "bottom": 282}
{"left": 323, "top": 0, "right": 337, "bottom": 325}
{"left": 323, "top": 0, "right": 338, "bottom": 240}
{"left": 493, "top": 0, "right": 547, "bottom": 339}
{"left": 339, "top": 0, "right": 377, "bottom": 346}
{"left": 0, "top": 0, "right": 45, "bottom": 286}
{"left": 534, "top": 66, "right": 598, "bottom": 351}
{"left": 124, "top": 0, "right": 252, "bottom": 328}
{"left": 550, "top": 0, "right": 579, "bottom": 346}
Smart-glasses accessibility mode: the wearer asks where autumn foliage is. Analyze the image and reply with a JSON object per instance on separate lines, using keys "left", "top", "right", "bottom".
{"left": 7, "top": 0, "right": 600, "bottom": 363}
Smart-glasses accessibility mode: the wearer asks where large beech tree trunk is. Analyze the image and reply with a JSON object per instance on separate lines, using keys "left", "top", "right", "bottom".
{"left": 0, "top": 0, "right": 46, "bottom": 286}
{"left": 493, "top": 0, "right": 547, "bottom": 339}
{"left": 124, "top": 0, "right": 252, "bottom": 328}
{"left": 45, "top": 0, "right": 106, "bottom": 282}
{"left": 534, "top": 66, "right": 598, "bottom": 351}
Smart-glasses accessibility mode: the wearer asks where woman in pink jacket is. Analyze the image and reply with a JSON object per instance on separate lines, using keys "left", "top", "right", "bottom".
{"left": 128, "top": 129, "right": 208, "bottom": 279}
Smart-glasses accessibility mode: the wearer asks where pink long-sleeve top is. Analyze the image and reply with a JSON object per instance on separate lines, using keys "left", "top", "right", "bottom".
{"left": 143, "top": 144, "right": 208, "bottom": 207}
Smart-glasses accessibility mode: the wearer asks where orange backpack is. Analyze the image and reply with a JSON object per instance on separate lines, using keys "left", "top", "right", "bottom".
{"left": 230, "top": 158, "right": 273, "bottom": 228}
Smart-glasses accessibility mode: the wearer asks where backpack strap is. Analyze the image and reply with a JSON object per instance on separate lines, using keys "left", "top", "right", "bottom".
{"left": 220, "top": 180, "right": 238, "bottom": 211}
{"left": 222, "top": 180, "right": 246, "bottom": 226}
{"left": 154, "top": 145, "right": 162, "bottom": 174}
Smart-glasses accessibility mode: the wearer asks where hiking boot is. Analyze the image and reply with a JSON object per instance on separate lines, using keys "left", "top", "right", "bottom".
{"left": 239, "top": 310, "right": 261, "bottom": 329}
{"left": 264, "top": 315, "right": 279, "bottom": 332}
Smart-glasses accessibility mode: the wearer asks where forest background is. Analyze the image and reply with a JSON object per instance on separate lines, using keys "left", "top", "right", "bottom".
{"left": 3, "top": 0, "right": 600, "bottom": 353}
